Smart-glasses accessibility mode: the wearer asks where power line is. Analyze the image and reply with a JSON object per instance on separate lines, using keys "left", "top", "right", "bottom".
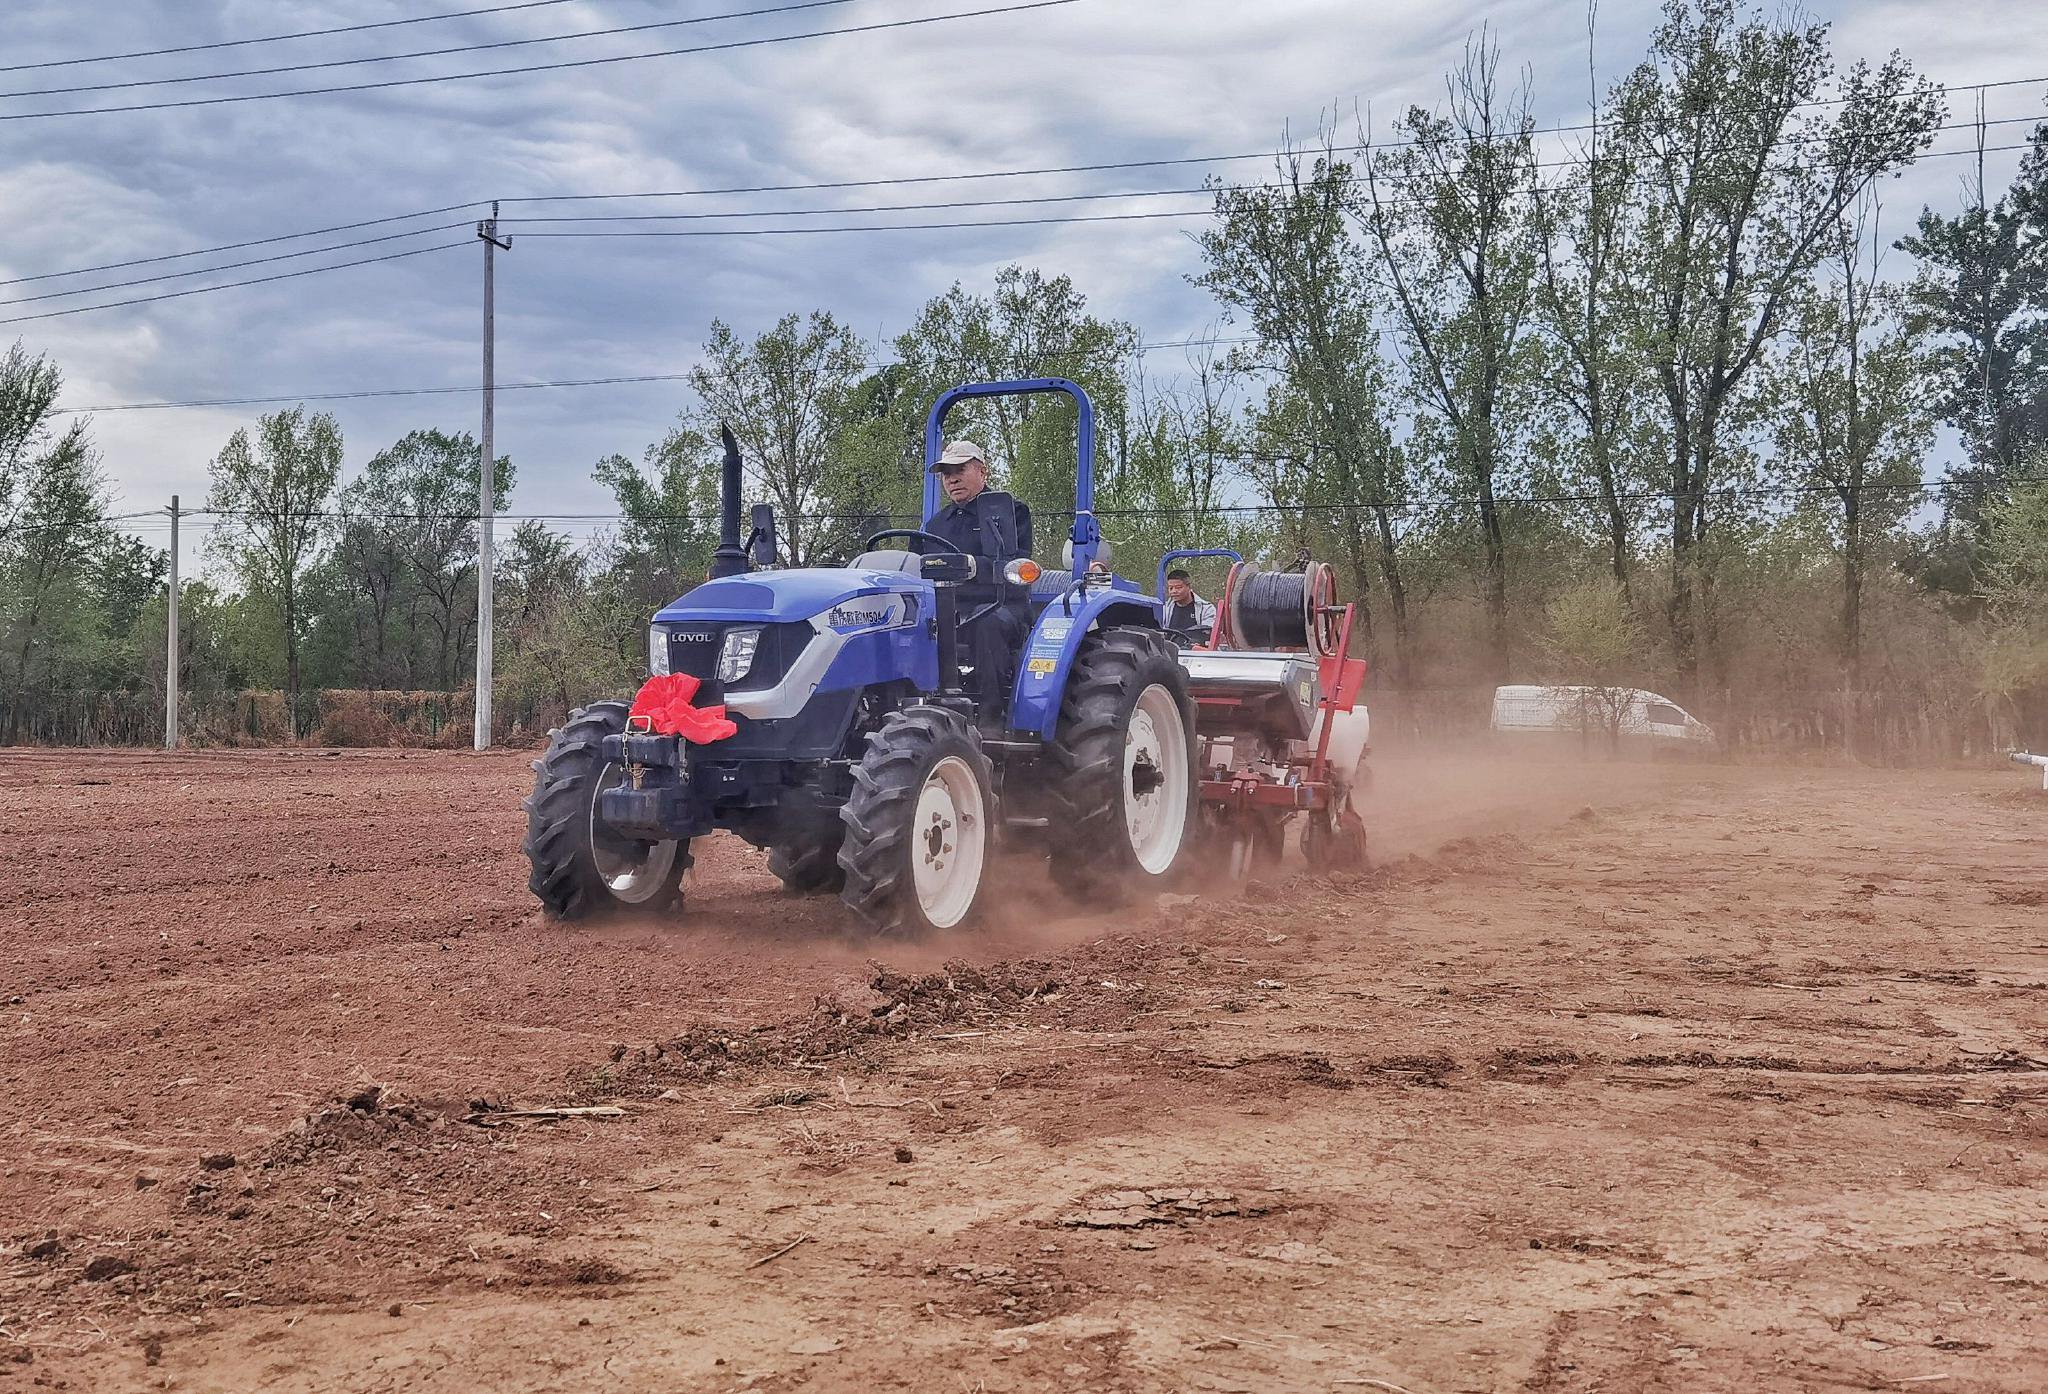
{"left": 0, "top": 0, "right": 1087, "bottom": 121}
{"left": 494, "top": 146, "right": 2048, "bottom": 239}
{"left": 516, "top": 207, "right": 1214, "bottom": 237}
{"left": 8, "top": 99, "right": 2035, "bottom": 293}
{"left": 489, "top": 116, "right": 2043, "bottom": 228}
{"left": 497, "top": 81, "right": 2048, "bottom": 207}
{"left": 0, "top": 222, "right": 476, "bottom": 308}
{"left": 57, "top": 469, "right": 2034, "bottom": 542}
{"left": 13, "top": 136, "right": 2033, "bottom": 331}
{"left": 0, "top": 0, "right": 585, "bottom": 74}
{"left": 1, "top": 0, "right": 860, "bottom": 100}
{"left": 51, "top": 339, "right": 1255, "bottom": 416}
{"left": 0, "top": 242, "right": 470, "bottom": 327}
{"left": 16, "top": 124, "right": 2036, "bottom": 312}
{"left": 0, "top": 201, "right": 487, "bottom": 289}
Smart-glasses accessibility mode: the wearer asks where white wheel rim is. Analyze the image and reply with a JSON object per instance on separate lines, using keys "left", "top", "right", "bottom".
{"left": 1124, "top": 683, "right": 1191, "bottom": 875}
{"left": 589, "top": 765, "right": 681, "bottom": 904}
{"left": 911, "top": 754, "right": 986, "bottom": 929}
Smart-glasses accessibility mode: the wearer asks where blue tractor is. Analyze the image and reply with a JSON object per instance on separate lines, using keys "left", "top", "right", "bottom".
{"left": 523, "top": 379, "right": 1199, "bottom": 933}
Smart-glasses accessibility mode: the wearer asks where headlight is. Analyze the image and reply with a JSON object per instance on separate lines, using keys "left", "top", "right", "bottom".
{"left": 648, "top": 625, "right": 670, "bottom": 675}
{"left": 716, "top": 626, "right": 763, "bottom": 684}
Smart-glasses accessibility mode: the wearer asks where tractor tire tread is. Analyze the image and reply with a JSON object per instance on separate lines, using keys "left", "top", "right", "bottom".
{"left": 522, "top": 700, "right": 691, "bottom": 919}
{"left": 1041, "top": 627, "right": 1195, "bottom": 900}
{"left": 837, "top": 705, "right": 992, "bottom": 934}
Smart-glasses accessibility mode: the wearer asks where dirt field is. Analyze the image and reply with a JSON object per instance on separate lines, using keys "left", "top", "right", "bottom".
{"left": 0, "top": 747, "right": 2042, "bottom": 1393}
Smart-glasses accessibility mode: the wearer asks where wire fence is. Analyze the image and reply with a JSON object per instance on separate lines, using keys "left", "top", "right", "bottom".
{"left": 0, "top": 687, "right": 572, "bottom": 749}
{"left": 3, "top": 682, "right": 2035, "bottom": 763}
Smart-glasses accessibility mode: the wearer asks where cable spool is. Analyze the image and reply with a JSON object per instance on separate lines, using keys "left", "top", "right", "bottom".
{"left": 1220, "top": 560, "right": 1340, "bottom": 658}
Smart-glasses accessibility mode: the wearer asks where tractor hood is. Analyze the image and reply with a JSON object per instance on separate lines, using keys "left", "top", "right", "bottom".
{"left": 654, "top": 567, "right": 927, "bottom": 625}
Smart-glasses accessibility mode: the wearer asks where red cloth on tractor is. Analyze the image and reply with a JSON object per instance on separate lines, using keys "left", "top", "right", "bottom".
{"left": 627, "top": 673, "right": 738, "bottom": 744}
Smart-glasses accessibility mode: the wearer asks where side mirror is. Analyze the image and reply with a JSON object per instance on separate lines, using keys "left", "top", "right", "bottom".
{"left": 747, "top": 504, "right": 778, "bottom": 568}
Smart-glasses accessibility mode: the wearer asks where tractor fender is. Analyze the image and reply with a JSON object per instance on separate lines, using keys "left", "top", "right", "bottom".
{"left": 1009, "top": 588, "right": 1167, "bottom": 739}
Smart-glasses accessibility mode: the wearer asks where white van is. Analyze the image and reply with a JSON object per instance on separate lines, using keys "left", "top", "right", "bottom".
{"left": 1490, "top": 685, "right": 1715, "bottom": 749}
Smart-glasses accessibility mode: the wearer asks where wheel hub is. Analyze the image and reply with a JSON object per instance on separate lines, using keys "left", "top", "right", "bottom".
{"left": 1122, "top": 683, "right": 1191, "bottom": 876}
{"left": 909, "top": 754, "right": 986, "bottom": 930}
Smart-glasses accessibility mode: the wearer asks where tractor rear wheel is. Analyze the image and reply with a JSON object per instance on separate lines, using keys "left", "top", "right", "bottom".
{"left": 1045, "top": 626, "right": 1197, "bottom": 898}
{"left": 837, "top": 705, "right": 995, "bottom": 934}
{"left": 523, "top": 700, "right": 691, "bottom": 919}
{"left": 769, "top": 835, "right": 845, "bottom": 896}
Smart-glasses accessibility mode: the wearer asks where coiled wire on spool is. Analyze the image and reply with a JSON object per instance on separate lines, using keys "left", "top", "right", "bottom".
{"left": 1219, "top": 560, "right": 1341, "bottom": 657}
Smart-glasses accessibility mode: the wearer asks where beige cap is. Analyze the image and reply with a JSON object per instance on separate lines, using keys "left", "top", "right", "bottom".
{"left": 930, "top": 439, "right": 988, "bottom": 472}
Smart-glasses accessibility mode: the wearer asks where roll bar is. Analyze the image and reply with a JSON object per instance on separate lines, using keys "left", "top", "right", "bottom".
{"left": 922, "top": 378, "right": 1101, "bottom": 573}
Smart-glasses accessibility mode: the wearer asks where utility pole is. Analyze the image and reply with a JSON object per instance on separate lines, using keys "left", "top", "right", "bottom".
{"left": 474, "top": 202, "right": 512, "bottom": 751}
{"left": 165, "top": 495, "right": 179, "bottom": 750}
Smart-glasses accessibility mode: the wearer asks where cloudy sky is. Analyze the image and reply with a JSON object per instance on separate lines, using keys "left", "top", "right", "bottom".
{"left": 5, "top": 0, "right": 2045, "bottom": 561}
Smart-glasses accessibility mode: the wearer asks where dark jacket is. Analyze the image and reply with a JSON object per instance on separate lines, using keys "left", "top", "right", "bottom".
{"left": 930, "top": 490, "right": 1034, "bottom": 598}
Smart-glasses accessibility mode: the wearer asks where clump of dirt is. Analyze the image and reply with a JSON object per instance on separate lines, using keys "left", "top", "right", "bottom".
{"left": 593, "top": 952, "right": 1150, "bottom": 1097}
{"left": 511, "top": 1255, "right": 631, "bottom": 1288}
{"left": 1192, "top": 1051, "right": 1353, "bottom": 1089}
{"left": 1058, "top": 1187, "right": 1276, "bottom": 1230}
{"left": 263, "top": 1083, "right": 443, "bottom": 1166}
{"left": 1484, "top": 1047, "right": 1586, "bottom": 1078}
{"left": 1361, "top": 1051, "right": 1461, "bottom": 1085}
{"left": 938, "top": 1261, "right": 1083, "bottom": 1324}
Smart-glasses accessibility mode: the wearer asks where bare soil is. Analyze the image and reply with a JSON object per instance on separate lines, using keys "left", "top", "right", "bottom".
{"left": 0, "top": 746, "right": 2041, "bottom": 1392}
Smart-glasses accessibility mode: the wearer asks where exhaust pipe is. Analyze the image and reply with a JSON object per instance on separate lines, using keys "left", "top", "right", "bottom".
{"left": 707, "top": 422, "right": 749, "bottom": 580}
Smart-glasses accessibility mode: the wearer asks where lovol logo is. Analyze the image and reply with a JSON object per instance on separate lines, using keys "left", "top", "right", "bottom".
{"left": 671, "top": 628, "right": 717, "bottom": 643}
{"left": 828, "top": 604, "right": 891, "bottom": 628}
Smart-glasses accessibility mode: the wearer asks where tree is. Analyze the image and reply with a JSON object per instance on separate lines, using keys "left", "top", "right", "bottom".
{"left": 206, "top": 407, "right": 343, "bottom": 731}
{"left": 891, "top": 265, "right": 1140, "bottom": 523}
{"left": 495, "top": 520, "right": 634, "bottom": 724}
{"left": 1609, "top": 0, "right": 1941, "bottom": 695}
{"left": 687, "top": 313, "right": 869, "bottom": 567}
{"left": 0, "top": 344, "right": 113, "bottom": 742}
{"left": 1197, "top": 147, "right": 1415, "bottom": 685}
{"left": 1541, "top": 575, "right": 1647, "bottom": 746}
{"left": 1975, "top": 470, "right": 2048, "bottom": 746}
{"left": 383, "top": 430, "right": 512, "bottom": 689}
{"left": 1897, "top": 120, "right": 2048, "bottom": 482}
{"left": 1770, "top": 197, "right": 1934, "bottom": 684}
{"left": 1532, "top": 4, "right": 1657, "bottom": 599}
{"left": 1361, "top": 34, "right": 1542, "bottom": 683}
{"left": 593, "top": 421, "right": 722, "bottom": 608}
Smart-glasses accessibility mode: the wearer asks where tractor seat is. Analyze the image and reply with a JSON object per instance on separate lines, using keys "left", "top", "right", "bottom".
{"left": 851, "top": 550, "right": 923, "bottom": 573}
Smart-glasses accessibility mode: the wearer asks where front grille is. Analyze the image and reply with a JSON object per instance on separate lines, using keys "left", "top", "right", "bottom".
{"left": 662, "top": 622, "right": 725, "bottom": 682}
{"left": 659, "top": 620, "right": 814, "bottom": 693}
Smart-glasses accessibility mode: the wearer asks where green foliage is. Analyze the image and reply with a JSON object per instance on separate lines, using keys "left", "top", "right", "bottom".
{"left": 688, "top": 312, "right": 873, "bottom": 565}
{"left": 1897, "top": 124, "right": 2048, "bottom": 478}
{"left": 309, "top": 427, "right": 513, "bottom": 690}
{"left": 891, "top": 265, "right": 1139, "bottom": 523}
{"left": 204, "top": 406, "right": 344, "bottom": 722}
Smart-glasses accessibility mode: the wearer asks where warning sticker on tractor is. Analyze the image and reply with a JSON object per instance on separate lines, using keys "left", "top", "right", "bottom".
{"left": 1027, "top": 657, "right": 1057, "bottom": 677}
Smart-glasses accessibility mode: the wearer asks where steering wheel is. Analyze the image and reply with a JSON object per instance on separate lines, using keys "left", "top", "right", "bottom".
{"left": 863, "top": 528, "right": 958, "bottom": 555}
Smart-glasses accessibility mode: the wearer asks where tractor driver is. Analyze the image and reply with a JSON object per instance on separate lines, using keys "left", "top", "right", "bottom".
{"left": 928, "top": 440, "right": 1034, "bottom": 720}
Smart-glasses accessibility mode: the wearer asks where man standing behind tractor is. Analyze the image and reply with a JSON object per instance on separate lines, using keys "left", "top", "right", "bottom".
{"left": 927, "top": 440, "right": 1034, "bottom": 719}
{"left": 1164, "top": 568, "right": 1217, "bottom": 646}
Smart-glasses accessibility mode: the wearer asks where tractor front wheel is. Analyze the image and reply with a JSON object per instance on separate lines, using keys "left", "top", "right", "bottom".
{"left": 1045, "top": 627, "right": 1198, "bottom": 898}
{"left": 837, "top": 706, "right": 995, "bottom": 934}
{"left": 523, "top": 701, "right": 692, "bottom": 919}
